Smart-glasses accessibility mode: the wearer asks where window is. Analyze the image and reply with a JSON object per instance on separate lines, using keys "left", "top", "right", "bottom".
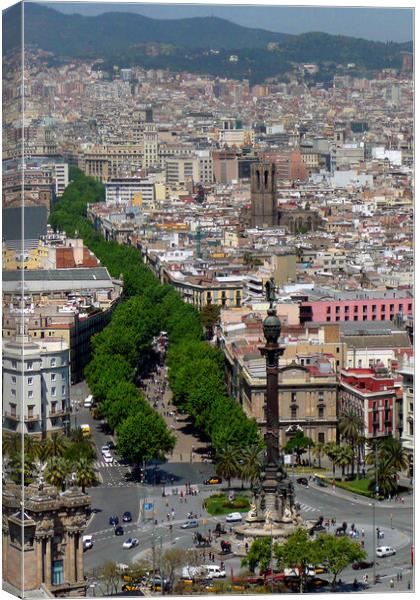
{"left": 10, "top": 403, "right": 17, "bottom": 417}
{"left": 291, "top": 406, "right": 298, "bottom": 419}
{"left": 27, "top": 377, "right": 33, "bottom": 385}
{"left": 326, "top": 306, "right": 331, "bottom": 314}
{"left": 363, "top": 305, "right": 368, "bottom": 313}
{"left": 372, "top": 305, "right": 377, "bottom": 312}
{"left": 52, "top": 560, "right": 64, "bottom": 586}
{"left": 51, "top": 402, "right": 57, "bottom": 415}
{"left": 291, "top": 392, "right": 297, "bottom": 403}
{"left": 318, "top": 432, "right": 325, "bottom": 444}
{"left": 335, "top": 306, "right": 340, "bottom": 313}
{"left": 408, "top": 303, "right": 412, "bottom": 311}
{"left": 51, "top": 387, "right": 56, "bottom": 397}
{"left": 318, "top": 391, "right": 324, "bottom": 402}
{"left": 51, "top": 358, "right": 56, "bottom": 367}
{"left": 12, "top": 360, "right": 17, "bottom": 369}
{"left": 354, "top": 316, "right": 358, "bottom": 321}
{"left": 390, "top": 304, "right": 394, "bottom": 312}
{"left": 399, "top": 304, "right": 403, "bottom": 312}
{"left": 11, "top": 376, "right": 16, "bottom": 384}
{"left": 11, "top": 389, "right": 16, "bottom": 397}
{"left": 28, "top": 390, "right": 33, "bottom": 399}
{"left": 28, "top": 405, "right": 34, "bottom": 418}
{"left": 381, "top": 304, "right": 386, "bottom": 312}
{"left": 353, "top": 306, "right": 358, "bottom": 313}
{"left": 344, "top": 306, "right": 349, "bottom": 313}
{"left": 62, "top": 385, "right": 66, "bottom": 395}
{"left": 27, "top": 361, "right": 33, "bottom": 370}
{"left": 326, "top": 316, "right": 331, "bottom": 322}
{"left": 318, "top": 406, "right": 324, "bottom": 418}
{"left": 51, "top": 373, "right": 56, "bottom": 381}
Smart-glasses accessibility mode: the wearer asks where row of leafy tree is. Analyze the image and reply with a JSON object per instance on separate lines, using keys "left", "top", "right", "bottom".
{"left": 50, "top": 168, "right": 260, "bottom": 463}
{"left": 242, "top": 527, "right": 365, "bottom": 593}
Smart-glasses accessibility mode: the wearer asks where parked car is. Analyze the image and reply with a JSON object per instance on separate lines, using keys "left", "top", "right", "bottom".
{"left": 226, "top": 512, "right": 242, "bottom": 523}
{"left": 123, "top": 537, "right": 139, "bottom": 549}
{"left": 101, "top": 446, "right": 111, "bottom": 455}
{"left": 122, "top": 511, "right": 132, "bottom": 522}
{"left": 103, "top": 455, "right": 113, "bottom": 465}
{"left": 296, "top": 477, "right": 309, "bottom": 486}
{"left": 107, "top": 441, "right": 116, "bottom": 450}
{"left": 203, "top": 477, "right": 222, "bottom": 485}
{"left": 84, "top": 395, "right": 93, "bottom": 408}
{"left": 181, "top": 519, "right": 199, "bottom": 529}
{"left": 83, "top": 535, "right": 93, "bottom": 550}
{"left": 115, "top": 526, "right": 124, "bottom": 536}
{"left": 376, "top": 546, "right": 396, "bottom": 558}
{"left": 121, "top": 583, "right": 144, "bottom": 594}
{"left": 109, "top": 516, "right": 119, "bottom": 526}
{"left": 352, "top": 560, "right": 374, "bottom": 570}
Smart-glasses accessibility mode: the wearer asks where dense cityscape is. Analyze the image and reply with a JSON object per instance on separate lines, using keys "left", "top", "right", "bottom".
{"left": 2, "top": 2, "right": 414, "bottom": 598}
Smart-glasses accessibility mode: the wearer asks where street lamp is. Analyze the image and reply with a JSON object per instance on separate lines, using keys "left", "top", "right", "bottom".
{"left": 372, "top": 442, "right": 379, "bottom": 585}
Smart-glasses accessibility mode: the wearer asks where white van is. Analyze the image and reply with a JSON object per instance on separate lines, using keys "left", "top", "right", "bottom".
{"left": 203, "top": 565, "right": 226, "bottom": 579}
{"left": 84, "top": 394, "right": 93, "bottom": 408}
{"left": 376, "top": 546, "right": 396, "bottom": 558}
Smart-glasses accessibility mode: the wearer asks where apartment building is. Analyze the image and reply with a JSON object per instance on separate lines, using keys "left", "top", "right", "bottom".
{"left": 339, "top": 367, "right": 399, "bottom": 440}
{"left": 3, "top": 325, "right": 71, "bottom": 438}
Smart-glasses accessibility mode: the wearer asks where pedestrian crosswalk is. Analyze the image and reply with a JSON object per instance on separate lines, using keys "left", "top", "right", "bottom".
{"left": 95, "top": 460, "right": 121, "bottom": 469}
{"left": 298, "top": 503, "right": 320, "bottom": 513}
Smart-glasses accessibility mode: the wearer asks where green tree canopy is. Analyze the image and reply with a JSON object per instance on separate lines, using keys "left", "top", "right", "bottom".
{"left": 117, "top": 409, "right": 176, "bottom": 465}
{"left": 241, "top": 537, "right": 272, "bottom": 573}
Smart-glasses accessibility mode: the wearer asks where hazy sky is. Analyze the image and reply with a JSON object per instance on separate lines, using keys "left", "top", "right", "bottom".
{"left": 40, "top": 2, "right": 414, "bottom": 42}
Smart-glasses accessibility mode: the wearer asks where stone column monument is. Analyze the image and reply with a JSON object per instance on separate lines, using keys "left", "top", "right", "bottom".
{"left": 235, "top": 278, "right": 303, "bottom": 541}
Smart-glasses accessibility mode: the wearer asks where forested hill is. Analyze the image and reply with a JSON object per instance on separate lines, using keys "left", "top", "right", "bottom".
{"left": 3, "top": 3, "right": 412, "bottom": 83}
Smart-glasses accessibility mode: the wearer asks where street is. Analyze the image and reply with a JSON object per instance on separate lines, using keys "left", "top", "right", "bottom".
{"left": 71, "top": 369, "right": 414, "bottom": 594}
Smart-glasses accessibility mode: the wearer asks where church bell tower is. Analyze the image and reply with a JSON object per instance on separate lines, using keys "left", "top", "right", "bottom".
{"left": 251, "top": 162, "right": 277, "bottom": 228}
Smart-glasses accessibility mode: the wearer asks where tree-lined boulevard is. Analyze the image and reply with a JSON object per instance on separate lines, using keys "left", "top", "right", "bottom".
{"left": 45, "top": 168, "right": 414, "bottom": 594}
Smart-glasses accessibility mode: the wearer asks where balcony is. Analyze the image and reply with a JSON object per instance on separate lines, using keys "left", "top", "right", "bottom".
{"left": 50, "top": 409, "right": 70, "bottom": 418}
{"left": 25, "top": 414, "right": 40, "bottom": 422}
{"left": 4, "top": 411, "right": 20, "bottom": 422}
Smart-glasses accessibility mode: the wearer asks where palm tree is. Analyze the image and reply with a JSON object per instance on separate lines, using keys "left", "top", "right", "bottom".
{"left": 323, "top": 441, "right": 339, "bottom": 478}
{"left": 68, "top": 428, "right": 85, "bottom": 444}
{"left": 74, "top": 458, "right": 98, "bottom": 493}
{"left": 380, "top": 437, "right": 409, "bottom": 473}
{"left": 215, "top": 444, "right": 241, "bottom": 489}
{"left": 23, "top": 435, "right": 42, "bottom": 461}
{"left": 45, "top": 457, "right": 70, "bottom": 490}
{"left": 240, "top": 444, "right": 264, "bottom": 488}
{"left": 44, "top": 432, "right": 67, "bottom": 458}
{"left": 335, "top": 445, "right": 354, "bottom": 479}
{"left": 312, "top": 442, "right": 324, "bottom": 469}
{"left": 2, "top": 433, "right": 22, "bottom": 458}
{"left": 338, "top": 409, "right": 364, "bottom": 478}
{"left": 368, "top": 459, "right": 398, "bottom": 498}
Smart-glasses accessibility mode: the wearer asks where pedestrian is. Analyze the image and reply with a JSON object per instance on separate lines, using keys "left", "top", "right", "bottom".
{"left": 390, "top": 578, "right": 394, "bottom": 589}
{"left": 363, "top": 574, "right": 368, "bottom": 585}
{"left": 407, "top": 581, "right": 411, "bottom": 590}
{"left": 361, "top": 528, "right": 365, "bottom": 538}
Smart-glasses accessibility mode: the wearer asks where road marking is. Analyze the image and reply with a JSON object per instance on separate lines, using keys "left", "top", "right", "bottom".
{"left": 299, "top": 503, "right": 320, "bottom": 513}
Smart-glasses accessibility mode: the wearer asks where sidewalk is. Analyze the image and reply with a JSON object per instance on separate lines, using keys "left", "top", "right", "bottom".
{"left": 307, "top": 478, "right": 413, "bottom": 509}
